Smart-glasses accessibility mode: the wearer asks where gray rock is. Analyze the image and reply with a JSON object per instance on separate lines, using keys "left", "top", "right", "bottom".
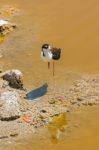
{"left": 0, "top": 69, "right": 23, "bottom": 89}
{"left": 0, "top": 19, "right": 16, "bottom": 35}
{"left": 0, "top": 91, "right": 21, "bottom": 121}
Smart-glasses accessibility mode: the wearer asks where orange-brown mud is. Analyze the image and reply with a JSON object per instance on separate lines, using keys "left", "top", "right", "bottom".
{"left": 0, "top": 0, "right": 99, "bottom": 150}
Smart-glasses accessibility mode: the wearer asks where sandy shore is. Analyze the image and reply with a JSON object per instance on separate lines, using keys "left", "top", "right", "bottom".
{"left": 0, "top": 73, "right": 99, "bottom": 146}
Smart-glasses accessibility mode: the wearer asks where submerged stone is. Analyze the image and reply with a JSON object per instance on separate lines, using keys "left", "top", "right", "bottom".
{"left": 0, "top": 19, "right": 16, "bottom": 36}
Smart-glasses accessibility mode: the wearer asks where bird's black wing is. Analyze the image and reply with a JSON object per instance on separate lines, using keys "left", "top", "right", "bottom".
{"left": 51, "top": 48, "right": 61, "bottom": 60}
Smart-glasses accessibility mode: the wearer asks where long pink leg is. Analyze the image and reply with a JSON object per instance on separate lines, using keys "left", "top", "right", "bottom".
{"left": 53, "top": 61, "right": 55, "bottom": 76}
{"left": 48, "top": 62, "right": 50, "bottom": 69}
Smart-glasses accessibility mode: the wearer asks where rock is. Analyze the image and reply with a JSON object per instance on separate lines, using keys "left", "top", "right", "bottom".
{"left": 0, "top": 20, "right": 8, "bottom": 26}
{"left": 0, "top": 135, "right": 8, "bottom": 139}
{"left": 0, "top": 19, "right": 16, "bottom": 35}
{"left": 10, "top": 132, "right": 18, "bottom": 137}
{"left": 48, "top": 99, "right": 56, "bottom": 104}
{"left": 1, "top": 80, "right": 9, "bottom": 88}
{"left": 77, "top": 97, "right": 83, "bottom": 101}
{"left": 40, "top": 109, "right": 47, "bottom": 113}
{"left": 0, "top": 91, "right": 21, "bottom": 121}
{"left": 0, "top": 69, "right": 23, "bottom": 89}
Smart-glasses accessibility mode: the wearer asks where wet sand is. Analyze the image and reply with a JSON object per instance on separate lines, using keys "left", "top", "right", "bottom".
{"left": 1, "top": 106, "right": 99, "bottom": 150}
{"left": 0, "top": 0, "right": 99, "bottom": 150}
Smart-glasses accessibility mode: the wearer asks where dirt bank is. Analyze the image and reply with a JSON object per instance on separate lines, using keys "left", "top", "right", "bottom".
{"left": 0, "top": 73, "right": 99, "bottom": 144}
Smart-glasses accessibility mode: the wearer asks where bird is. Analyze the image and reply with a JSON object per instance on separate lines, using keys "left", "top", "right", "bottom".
{"left": 41, "top": 43, "right": 61, "bottom": 76}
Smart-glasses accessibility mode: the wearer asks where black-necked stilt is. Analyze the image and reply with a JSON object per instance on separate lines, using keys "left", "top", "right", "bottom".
{"left": 41, "top": 43, "right": 61, "bottom": 76}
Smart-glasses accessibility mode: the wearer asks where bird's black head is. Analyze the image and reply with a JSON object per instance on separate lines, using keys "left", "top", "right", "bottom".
{"left": 42, "top": 43, "right": 50, "bottom": 49}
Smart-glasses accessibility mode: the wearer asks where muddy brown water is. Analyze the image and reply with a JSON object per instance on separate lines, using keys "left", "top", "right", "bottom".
{"left": 0, "top": 0, "right": 99, "bottom": 149}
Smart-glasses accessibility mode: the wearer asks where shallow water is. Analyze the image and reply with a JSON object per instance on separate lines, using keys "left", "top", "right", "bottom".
{"left": 0, "top": 0, "right": 99, "bottom": 149}
{"left": 0, "top": 0, "right": 99, "bottom": 87}
{"left": 3, "top": 106, "right": 99, "bottom": 150}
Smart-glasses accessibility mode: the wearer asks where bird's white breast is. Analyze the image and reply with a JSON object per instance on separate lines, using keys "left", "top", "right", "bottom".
{"left": 41, "top": 49, "right": 52, "bottom": 62}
